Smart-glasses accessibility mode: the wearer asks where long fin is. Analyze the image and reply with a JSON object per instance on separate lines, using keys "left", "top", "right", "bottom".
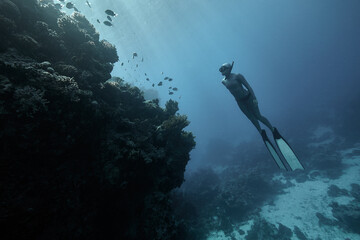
{"left": 273, "top": 128, "right": 304, "bottom": 171}
{"left": 261, "top": 130, "right": 287, "bottom": 170}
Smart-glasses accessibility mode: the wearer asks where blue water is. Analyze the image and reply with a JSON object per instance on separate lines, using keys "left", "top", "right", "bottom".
{"left": 63, "top": 0, "right": 360, "bottom": 238}
{"left": 71, "top": 0, "right": 360, "bottom": 171}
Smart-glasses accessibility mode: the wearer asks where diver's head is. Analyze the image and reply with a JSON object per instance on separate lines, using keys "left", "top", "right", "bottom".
{"left": 219, "top": 62, "right": 233, "bottom": 77}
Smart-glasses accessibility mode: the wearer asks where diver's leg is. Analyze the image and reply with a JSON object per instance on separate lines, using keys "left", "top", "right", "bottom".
{"left": 237, "top": 101, "right": 262, "bottom": 133}
{"left": 249, "top": 99, "right": 274, "bottom": 132}
{"left": 249, "top": 115, "right": 263, "bottom": 134}
{"left": 258, "top": 114, "right": 274, "bottom": 132}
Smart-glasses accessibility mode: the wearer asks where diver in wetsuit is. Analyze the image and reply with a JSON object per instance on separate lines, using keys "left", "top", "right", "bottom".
{"left": 219, "top": 62, "right": 274, "bottom": 134}
{"left": 219, "top": 62, "right": 305, "bottom": 171}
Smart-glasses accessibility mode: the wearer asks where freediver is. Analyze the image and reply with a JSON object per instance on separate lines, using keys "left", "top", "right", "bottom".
{"left": 219, "top": 62, "right": 274, "bottom": 134}
{"left": 219, "top": 62, "right": 304, "bottom": 171}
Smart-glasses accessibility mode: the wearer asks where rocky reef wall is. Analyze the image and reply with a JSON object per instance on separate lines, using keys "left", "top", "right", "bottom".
{"left": 0, "top": 0, "right": 195, "bottom": 239}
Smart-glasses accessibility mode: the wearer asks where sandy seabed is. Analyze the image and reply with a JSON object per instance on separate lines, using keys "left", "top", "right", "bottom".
{"left": 208, "top": 145, "right": 360, "bottom": 240}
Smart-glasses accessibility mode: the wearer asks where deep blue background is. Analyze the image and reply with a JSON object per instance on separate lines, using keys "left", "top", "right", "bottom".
{"left": 70, "top": 0, "right": 360, "bottom": 172}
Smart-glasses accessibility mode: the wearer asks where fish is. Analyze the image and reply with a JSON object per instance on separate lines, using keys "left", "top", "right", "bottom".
{"left": 86, "top": 0, "right": 91, "bottom": 8}
{"left": 169, "top": 87, "right": 172, "bottom": 89}
{"left": 169, "top": 92, "right": 174, "bottom": 95}
{"left": 103, "top": 21, "right": 112, "bottom": 26}
{"left": 172, "top": 87, "right": 178, "bottom": 91}
{"left": 168, "top": 78, "right": 173, "bottom": 81}
{"left": 164, "top": 77, "right": 169, "bottom": 80}
{"left": 74, "top": 7, "right": 79, "bottom": 12}
{"left": 132, "top": 52, "right": 138, "bottom": 59}
{"left": 161, "top": 72, "right": 163, "bottom": 75}
{"left": 141, "top": 57, "right": 144, "bottom": 62}
{"left": 107, "top": 16, "right": 112, "bottom": 22}
{"left": 136, "top": 64, "right": 138, "bottom": 67}
{"left": 105, "top": 9, "right": 117, "bottom": 17}
{"left": 146, "top": 78, "right": 149, "bottom": 81}
{"left": 145, "top": 73, "right": 147, "bottom": 76}
{"left": 121, "top": 62, "right": 124, "bottom": 66}
{"left": 158, "top": 82, "right": 162, "bottom": 86}
{"left": 96, "top": 19, "right": 100, "bottom": 23}
{"left": 54, "top": 3, "right": 62, "bottom": 9}
{"left": 152, "top": 83, "right": 155, "bottom": 87}
{"left": 66, "top": 2, "right": 74, "bottom": 9}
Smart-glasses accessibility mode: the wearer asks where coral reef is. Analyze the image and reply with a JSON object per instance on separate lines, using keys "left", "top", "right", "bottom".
{"left": 316, "top": 212, "right": 337, "bottom": 227}
{"left": 245, "top": 217, "right": 293, "bottom": 240}
{"left": 172, "top": 167, "right": 284, "bottom": 239}
{"left": 327, "top": 184, "right": 349, "bottom": 197}
{"left": 329, "top": 183, "right": 360, "bottom": 234}
{"left": 293, "top": 226, "right": 308, "bottom": 240}
{"left": 0, "top": 0, "right": 194, "bottom": 239}
{"left": 312, "top": 183, "right": 360, "bottom": 235}
{"left": 330, "top": 201, "right": 360, "bottom": 234}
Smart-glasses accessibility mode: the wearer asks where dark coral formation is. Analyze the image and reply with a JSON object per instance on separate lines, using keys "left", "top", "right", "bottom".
{"left": 172, "top": 167, "right": 284, "bottom": 239}
{"left": 330, "top": 201, "right": 360, "bottom": 234}
{"left": 245, "top": 217, "right": 293, "bottom": 240}
{"left": 315, "top": 212, "right": 337, "bottom": 227}
{"left": 293, "top": 226, "right": 308, "bottom": 240}
{"left": 329, "top": 183, "right": 360, "bottom": 235}
{"left": 315, "top": 184, "right": 360, "bottom": 235}
{"left": 327, "top": 184, "right": 349, "bottom": 197}
{"left": 0, "top": 0, "right": 195, "bottom": 239}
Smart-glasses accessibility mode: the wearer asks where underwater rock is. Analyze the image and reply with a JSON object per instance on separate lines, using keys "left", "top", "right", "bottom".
{"left": 53, "top": 63, "right": 79, "bottom": 77}
{"left": 72, "top": 12, "right": 99, "bottom": 42}
{"left": 165, "top": 99, "right": 179, "bottom": 116}
{"left": 0, "top": 14, "right": 17, "bottom": 34}
{"left": 13, "top": 85, "right": 49, "bottom": 118}
{"left": 0, "top": 1, "right": 195, "bottom": 239}
{"left": 98, "top": 39, "right": 118, "bottom": 63}
{"left": 309, "top": 170, "right": 321, "bottom": 179}
{"left": 11, "top": 33, "right": 40, "bottom": 54}
{"left": 315, "top": 212, "right": 337, "bottom": 227}
{"left": 278, "top": 223, "right": 293, "bottom": 239}
{"left": 0, "top": 0, "right": 21, "bottom": 21}
{"left": 0, "top": 75, "right": 12, "bottom": 94}
{"left": 331, "top": 201, "right": 360, "bottom": 234}
{"left": 38, "top": 61, "right": 51, "bottom": 69}
{"left": 308, "top": 151, "right": 345, "bottom": 179}
{"left": 327, "top": 184, "right": 349, "bottom": 197}
{"left": 350, "top": 183, "right": 360, "bottom": 200}
{"left": 245, "top": 217, "right": 292, "bottom": 240}
{"left": 294, "top": 172, "right": 309, "bottom": 183}
{"left": 57, "top": 15, "right": 88, "bottom": 44}
{"left": 172, "top": 165, "right": 284, "bottom": 239}
{"left": 293, "top": 226, "right": 308, "bottom": 240}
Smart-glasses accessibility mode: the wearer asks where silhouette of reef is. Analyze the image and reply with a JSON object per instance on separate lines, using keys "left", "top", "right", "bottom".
{"left": 0, "top": 0, "right": 195, "bottom": 239}
{"left": 172, "top": 167, "right": 285, "bottom": 239}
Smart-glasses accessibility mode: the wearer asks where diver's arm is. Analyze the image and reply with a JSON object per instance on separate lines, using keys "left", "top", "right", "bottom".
{"left": 237, "top": 74, "right": 256, "bottom": 98}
